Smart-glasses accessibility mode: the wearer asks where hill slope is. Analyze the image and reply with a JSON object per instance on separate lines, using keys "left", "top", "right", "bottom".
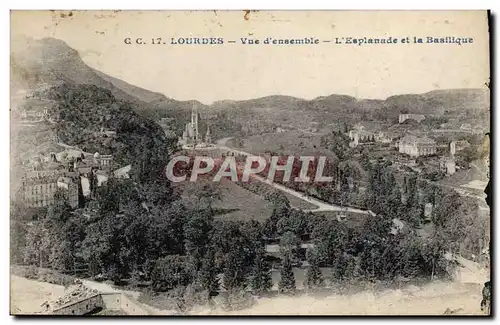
{"left": 10, "top": 36, "right": 203, "bottom": 128}
{"left": 11, "top": 36, "right": 141, "bottom": 105}
{"left": 11, "top": 36, "right": 490, "bottom": 138}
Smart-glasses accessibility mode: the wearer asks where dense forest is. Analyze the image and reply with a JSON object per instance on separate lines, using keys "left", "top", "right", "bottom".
{"left": 31, "top": 83, "right": 177, "bottom": 180}
{"left": 11, "top": 83, "right": 489, "bottom": 313}
{"left": 11, "top": 155, "right": 485, "bottom": 312}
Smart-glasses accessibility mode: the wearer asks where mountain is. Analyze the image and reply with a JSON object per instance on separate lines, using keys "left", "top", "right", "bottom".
{"left": 91, "top": 68, "right": 167, "bottom": 103}
{"left": 384, "top": 89, "right": 489, "bottom": 115}
{"left": 11, "top": 36, "right": 490, "bottom": 137}
{"left": 11, "top": 37, "right": 140, "bottom": 105}
{"left": 10, "top": 36, "right": 205, "bottom": 125}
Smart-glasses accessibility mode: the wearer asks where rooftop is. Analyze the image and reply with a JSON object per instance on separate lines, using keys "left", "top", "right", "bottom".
{"left": 400, "top": 135, "right": 436, "bottom": 145}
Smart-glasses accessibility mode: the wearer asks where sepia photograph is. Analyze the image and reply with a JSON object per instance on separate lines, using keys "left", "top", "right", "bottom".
{"left": 9, "top": 10, "right": 491, "bottom": 316}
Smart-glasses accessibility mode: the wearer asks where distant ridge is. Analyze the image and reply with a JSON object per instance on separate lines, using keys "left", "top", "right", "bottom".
{"left": 11, "top": 36, "right": 490, "bottom": 129}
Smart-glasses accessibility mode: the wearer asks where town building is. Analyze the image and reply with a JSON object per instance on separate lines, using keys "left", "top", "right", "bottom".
{"left": 56, "top": 149, "right": 85, "bottom": 162}
{"left": 71, "top": 152, "right": 113, "bottom": 174}
{"left": 22, "top": 175, "right": 59, "bottom": 208}
{"left": 374, "top": 131, "right": 394, "bottom": 144}
{"left": 398, "top": 135, "right": 437, "bottom": 157}
{"left": 114, "top": 164, "right": 132, "bottom": 179}
{"left": 92, "top": 152, "right": 113, "bottom": 169}
{"left": 424, "top": 203, "right": 433, "bottom": 218}
{"left": 21, "top": 149, "right": 116, "bottom": 208}
{"left": 348, "top": 124, "right": 375, "bottom": 147}
{"left": 205, "top": 125, "right": 212, "bottom": 144}
{"left": 56, "top": 176, "right": 80, "bottom": 208}
{"left": 399, "top": 114, "right": 425, "bottom": 124}
{"left": 178, "top": 104, "right": 214, "bottom": 148}
{"left": 21, "top": 152, "right": 80, "bottom": 208}
{"left": 450, "top": 140, "right": 471, "bottom": 155}
{"left": 18, "top": 107, "right": 49, "bottom": 121}
{"left": 21, "top": 173, "right": 80, "bottom": 209}
{"left": 440, "top": 157, "right": 456, "bottom": 175}
{"left": 179, "top": 105, "right": 200, "bottom": 146}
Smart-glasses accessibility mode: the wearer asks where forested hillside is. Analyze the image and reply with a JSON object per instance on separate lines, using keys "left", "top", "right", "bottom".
{"left": 31, "top": 83, "right": 177, "bottom": 180}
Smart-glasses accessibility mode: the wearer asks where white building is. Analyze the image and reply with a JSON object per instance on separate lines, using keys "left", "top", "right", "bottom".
{"left": 179, "top": 105, "right": 200, "bottom": 146}
{"left": 440, "top": 157, "right": 456, "bottom": 175}
{"left": 449, "top": 140, "right": 470, "bottom": 155}
{"left": 348, "top": 124, "right": 374, "bottom": 147}
{"left": 398, "top": 135, "right": 437, "bottom": 157}
{"left": 399, "top": 114, "right": 425, "bottom": 124}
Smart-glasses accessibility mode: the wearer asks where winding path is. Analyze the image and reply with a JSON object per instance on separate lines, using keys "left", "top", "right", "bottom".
{"left": 208, "top": 138, "right": 373, "bottom": 215}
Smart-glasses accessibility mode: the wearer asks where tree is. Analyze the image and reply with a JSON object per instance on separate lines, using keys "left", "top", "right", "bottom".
{"left": 137, "top": 179, "right": 176, "bottom": 209}
{"left": 183, "top": 179, "right": 221, "bottom": 210}
{"left": 457, "top": 146, "right": 479, "bottom": 165}
{"left": 184, "top": 207, "right": 214, "bottom": 272}
{"left": 320, "top": 131, "right": 351, "bottom": 161}
{"left": 421, "top": 230, "right": 450, "bottom": 281}
{"left": 242, "top": 220, "right": 265, "bottom": 267}
{"left": 151, "top": 255, "right": 192, "bottom": 292}
{"left": 332, "top": 252, "right": 353, "bottom": 282}
{"left": 22, "top": 221, "right": 52, "bottom": 268}
{"left": 49, "top": 239, "right": 74, "bottom": 272}
{"left": 276, "top": 209, "right": 307, "bottom": 237}
{"left": 94, "top": 178, "right": 121, "bottom": 216}
{"left": 195, "top": 248, "right": 220, "bottom": 295}
{"left": 80, "top": 214, "right": 134, "bottom": 281}
{"left": 278, "top": 255, "right": 296, "bottom": 293}
{"left": 249, "top": 249, "right": 272, "bottom": 294}
{"left": 264, "top": 191, "right": 291, "bottom": 237}
{"left": 356, "top": 214, "right": 393, "bottom": 280}
{"left": 279, "top": 231, "right": 302, "bottom": 265}
{"left": 47, "top": 190, "right": 72, "bottom": 224}
{"left": 222, "top": 248, "right": 247, "bottom": 292}
{"left": 81, "top": 220, "right": 111, "bottom": 277}
{"left": 311, "top": 219, "right": 349, "bottom": 266}
{"left": 304, "top": 249, "right": 325, "bottom": 290}
{"left": 10, "top": 220, "right": 26, "bottom": 264}
{"left": 233, "top": 137, "right": 244, "bottom": 148}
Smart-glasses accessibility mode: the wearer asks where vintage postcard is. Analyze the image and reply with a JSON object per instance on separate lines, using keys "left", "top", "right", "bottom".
{"left": 10, "top": 10, "right": 491, "bottom": 316}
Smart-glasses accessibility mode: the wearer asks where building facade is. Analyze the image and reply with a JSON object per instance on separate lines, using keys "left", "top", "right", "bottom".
{"left": 179, "top": 105, "right": 200, "bottom": 145}
{"left": 399, "top": 114, "right": 426, "bottom": 124}
{"left": 348, "top": 125, "right": 375, "bottom": 147}
{"left": 450, "top": 140, "right": 471, "bottom": 155}
{"left": 374, "top": 131, "right": 393, "bottom": 144}
{"left": 398, "top": 135, "right": 437, "bottom": 157}
{"left": 22, "top": 174, "right": 79, "bottom": 209}
{"left": 440, "top": 157, "right": 456, "bottom": 175}
{"left": 20, "top": 150, "right": 115, "bottom": 209}
{"left": 205, "top": 125, "right": 212, "bottom": 144}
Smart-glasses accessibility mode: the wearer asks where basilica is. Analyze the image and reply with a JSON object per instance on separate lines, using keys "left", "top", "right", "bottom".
{"left": 178, "top": 104, "right": 212, "bottom": 148}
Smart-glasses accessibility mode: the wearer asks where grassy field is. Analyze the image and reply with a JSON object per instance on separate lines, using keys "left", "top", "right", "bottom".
{"left": 228, "top": 131, "right": 334, "bottom": 157}
{"left": 211, "top": 179, "right": 320, "bottom": 220}
{"left": 211, "top": 179, "right": 275, "bottom": 221}
{"left": 282, "top": 192, "right": 318, "bottom": 210}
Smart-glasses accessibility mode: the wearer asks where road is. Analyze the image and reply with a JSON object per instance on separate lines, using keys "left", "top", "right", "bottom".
{"left": 419, "top": 176, "right": 487, "bottom": 202}
{"left": 212, "top": 137, "right": 373, "bottom": 215}
{"left": 81, "top": 279, "right": 141, "bottom": 299}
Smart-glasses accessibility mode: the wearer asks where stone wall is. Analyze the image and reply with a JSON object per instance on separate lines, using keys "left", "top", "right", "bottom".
{"left": 52, "top": 294, "right": 104, "bottom": 315}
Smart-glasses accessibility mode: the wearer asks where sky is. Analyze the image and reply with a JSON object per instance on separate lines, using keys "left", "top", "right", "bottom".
{"left": 10, "top": 10, "right": 490, "bottom": 104}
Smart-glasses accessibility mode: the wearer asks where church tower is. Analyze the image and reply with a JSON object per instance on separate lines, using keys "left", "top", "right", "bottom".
{"left": 205, "top": 125, "right": 212, "bottom": 144}
{"left": 191, "top": 103, "right": 199, "bottom": 145}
